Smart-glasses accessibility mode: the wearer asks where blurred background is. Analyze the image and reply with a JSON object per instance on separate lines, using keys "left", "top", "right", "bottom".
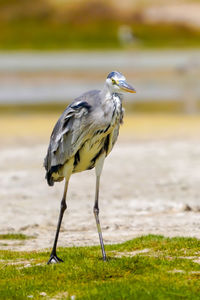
{"left": 1, "top": 0, "right": 200, "bottom": 143}
{"left": 1, "top": 0, "right": 200, "bottom": 115}
{"left": 1, "top": 0, "right": 200, "bottom": 249}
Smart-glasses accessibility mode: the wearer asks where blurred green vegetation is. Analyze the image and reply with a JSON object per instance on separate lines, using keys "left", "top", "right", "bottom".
{"left": 1, "top": 22, "right": 200, "bottom": 50}
{"left": 0, "top": 0, "right": 200, "bottom": 50}
{"left": 0, "top": 101, "right": 192, "bottom": 115}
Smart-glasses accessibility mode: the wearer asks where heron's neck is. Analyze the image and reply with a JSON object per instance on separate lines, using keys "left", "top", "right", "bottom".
{"left": 101, "top": 84, "right": 120, "bottom": 103}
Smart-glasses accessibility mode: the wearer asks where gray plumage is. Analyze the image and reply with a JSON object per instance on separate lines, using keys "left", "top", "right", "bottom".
{"left": 44, "top": 71, "right": 136, "bottom": 264}
{"left": 44, "top": 89, "right": 123, "bottom": 186}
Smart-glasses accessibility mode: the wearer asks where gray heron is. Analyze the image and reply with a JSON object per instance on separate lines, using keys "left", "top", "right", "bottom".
{"left": 44, "top": 71, "right": 136, "bottom": 264}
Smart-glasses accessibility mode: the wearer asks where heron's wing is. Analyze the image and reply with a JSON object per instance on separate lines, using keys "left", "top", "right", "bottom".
{"left": 45, "top": 101, "right": 91, "bottom": 170}
{"left": 44, "top": 91, "right": 101, "bottom": 185}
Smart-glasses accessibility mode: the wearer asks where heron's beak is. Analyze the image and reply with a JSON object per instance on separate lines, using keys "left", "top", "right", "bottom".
{"left": 118, "top": 80, "right": 136, "bottom": 93}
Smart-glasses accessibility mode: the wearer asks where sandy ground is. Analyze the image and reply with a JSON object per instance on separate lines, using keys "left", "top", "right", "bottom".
{"left": 0, "top": 114, "right": 200, "bottom": 251}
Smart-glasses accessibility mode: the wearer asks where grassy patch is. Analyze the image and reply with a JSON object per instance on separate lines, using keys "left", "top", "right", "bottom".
{"left": 1, "top": 0, "right": 200, "bottom": 50}
{"left": 0, "top": 20, "right": 200, "bottom": 50}
{"left": 0, "top": 235, "right": 199, "bottom": 299}
{"left": 131, "top": 23, "right": 200, "bottom": 49}
{"left": 0, "top": 233, "right": 34, "bottom": 240}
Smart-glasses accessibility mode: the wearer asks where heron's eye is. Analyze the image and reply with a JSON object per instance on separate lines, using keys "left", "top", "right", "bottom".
{"left": 112, "top": 79, "right": 116, "bottom": 85}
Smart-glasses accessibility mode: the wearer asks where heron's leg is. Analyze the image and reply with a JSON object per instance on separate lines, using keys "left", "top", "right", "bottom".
{"left": 94, "top": 154, "right": 106, "bottom": 261}
{"left": 47, "top": 180, "right": 69, "bottom": 264}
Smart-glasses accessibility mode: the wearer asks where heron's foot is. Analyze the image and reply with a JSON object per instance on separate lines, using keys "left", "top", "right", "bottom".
{"left": 47, "top": 254, "right": 63, "bottom": 265}
{"left": 102, "top": 255, "right": 107, "bottom": 262}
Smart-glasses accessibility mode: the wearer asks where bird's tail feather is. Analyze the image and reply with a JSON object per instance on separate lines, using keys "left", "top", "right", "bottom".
{"left": 45, "top": 171, "right": 54, "bottom": 186}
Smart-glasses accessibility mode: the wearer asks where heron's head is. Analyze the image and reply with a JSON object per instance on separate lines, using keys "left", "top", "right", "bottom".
{"left": 106, "top": 71, "right": 136, "bottom": 94}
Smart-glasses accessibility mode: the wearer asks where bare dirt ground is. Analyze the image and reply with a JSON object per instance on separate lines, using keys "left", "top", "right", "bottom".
{"left": 0, "top": 114, "right": 200, "bottom": 251}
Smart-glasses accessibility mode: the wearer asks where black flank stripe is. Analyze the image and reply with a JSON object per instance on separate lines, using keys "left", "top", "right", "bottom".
{"left": 74, "top": 150, "right": 80, "bottom": 167}
{"left": 104, "top": 124, "right": 110, "bottom": 133}
{"left": 104, "top": 134, "right": 110, "bottom": 154}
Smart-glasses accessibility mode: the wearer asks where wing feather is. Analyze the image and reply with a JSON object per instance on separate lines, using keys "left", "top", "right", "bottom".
{"left": 44, "top": 99, "right": 92, "bottom": 185}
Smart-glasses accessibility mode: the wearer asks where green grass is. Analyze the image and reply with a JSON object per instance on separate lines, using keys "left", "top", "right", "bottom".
{"left": 0, "top": 234, "right": 34, "bottom": 240}
{"left": 0, "top": 235, "right": 199, "bottom": 299}
{"left": 131, "top": 23, "right": 200, "bottom": 49}
{"left": 1, "top": 20, "right": 200, "bottom": 50}
{"left": 1, "top": 0, "right": 200, "bottom": 50}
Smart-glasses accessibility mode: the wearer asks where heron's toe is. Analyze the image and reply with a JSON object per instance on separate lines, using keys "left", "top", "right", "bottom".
{"left": 47, "top": 254, "right": 63, "bottom": 264}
